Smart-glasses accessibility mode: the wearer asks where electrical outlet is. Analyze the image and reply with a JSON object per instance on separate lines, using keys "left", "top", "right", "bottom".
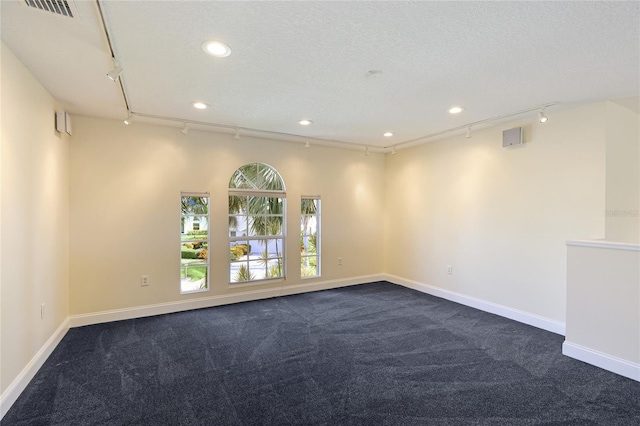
{"left": 447, "top": 265, "right": 452, "bottom": 275}
{"left": 338, "top": 257, "right": 343, "bottom": 266}
{"left": 40, "top": 303, "right": 45, "bottom": 319}
{"left": 141, "top": 275, "right": 149, "bottom": 286}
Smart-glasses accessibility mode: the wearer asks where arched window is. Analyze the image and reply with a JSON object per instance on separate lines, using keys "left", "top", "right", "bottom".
{"left": 228, "top": 163, "right": 286, "bottom": 283}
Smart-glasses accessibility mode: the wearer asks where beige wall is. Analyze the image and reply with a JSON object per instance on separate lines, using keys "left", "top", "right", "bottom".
{"left": 68, "top": 116, "right": 385, "bottom": 314}
{"left": 384, "top": 104, "right": 607, "bottom": 323}
{"left": 0, "top": 43, "right": 70, "bottom": 394}
{"left": 605, "top": 99, "right": 640, "bottom": 243}
{"left": 566, "top": 243, "right": 639, "bottom": 365}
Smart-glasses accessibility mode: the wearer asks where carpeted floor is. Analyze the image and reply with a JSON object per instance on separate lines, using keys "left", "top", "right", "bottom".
{"left": 3, "top": 281, "right": 640, "bottom": 425}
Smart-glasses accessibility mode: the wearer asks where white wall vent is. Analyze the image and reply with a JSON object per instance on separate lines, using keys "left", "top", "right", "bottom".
{"left": 502, "top": 127, "right": 524, "bottom": 147}
{"left": 55, "top": 111, "right": 72, "bottom": 135}
{"left": 23, "top": 0, "right": 75, "bottom": 18}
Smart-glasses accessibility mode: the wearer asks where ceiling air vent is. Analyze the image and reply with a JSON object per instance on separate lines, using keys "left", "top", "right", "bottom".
{"left": 23, "top": 0, "right": 74, "bottom": 18}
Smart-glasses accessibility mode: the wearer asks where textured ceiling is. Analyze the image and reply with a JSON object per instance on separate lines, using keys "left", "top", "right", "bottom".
{"left": 2, "top": 1, "right": 639, "bottom": 149}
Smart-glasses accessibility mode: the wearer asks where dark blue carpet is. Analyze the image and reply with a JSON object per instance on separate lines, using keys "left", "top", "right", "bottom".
{"left": 3, "top": 282, "right": 640, "bottom": 425}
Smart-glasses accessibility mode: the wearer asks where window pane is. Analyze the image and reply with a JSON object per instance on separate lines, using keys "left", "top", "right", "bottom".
{"left": 253, "top": 256, "right": 283, "bottom": 279}
{"left": 229, "top": 195, "right": 247, "bottom": 237}
{"left": 229, "top": 169, "right": 254, "bottom": 190}
{"left": 268, "top": 259, "right": 284, "bottom": 279}
{"left": 249, "top": 216, "right": 266, "bottom": 236}
{"left": 229, "top": 195, "right": 247, "bottom": 213}
{"left": 301, "top": 198, "right": 317, "bottom": 214}
{"left": 264, "top": 217, "right": 282, "bottom": 236}
{"left": 301, "top": 215, "right": 317, "bottom": 235}
{"left": 182, "top": 241, "right": 208, "bottom": 258}
{"left": 301, "top": 235, "right": 312, "bottom": 256}
{"left": 301, "top": 255, "right": 317, "bottom": 277}
{"left": 230, "top": 241, "right": 250, "bottom": 261}
{"left": 266, "top": 197, "right": 283, "bottom": 214}
{"left": 257, "top": 164, "right": 284, "bottom": 191}
{"left": 228, "top": 215, "right": 245, "bottom": 237}
{"left": 265, "top": 239, "right": 283, "bottom": 257}
{"left": 182, "top": 196, "right": 209, "bottom": 215}
{"left": 180, "top": 259, "right": 209, "bottom": 289}
{"left": 247, "top": 196, "right": 266, "bottom": 214}
{"left": 230, "top": 261, "right": 253, "bottom": 283}
{"left": 182, "top": 215, "right": 208, "bottom": 241}
{"left": 247, "top": 260, "right": 265, "bottom": 280}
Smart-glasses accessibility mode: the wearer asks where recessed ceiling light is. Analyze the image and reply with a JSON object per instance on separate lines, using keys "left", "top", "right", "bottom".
{"left": 299, "top": 119, "right": 312, "bottom": 126}
{"left": 384, "top": 132, "right": 394, "bottom": 137}
{"left": 202, "top": 40, "right": 231, "bottom": 57}
{"left": 192, "top": 102, "right": 208, "bottom": 110}
{"left": 448, "top": 106, "right": 465, "bottom": 114}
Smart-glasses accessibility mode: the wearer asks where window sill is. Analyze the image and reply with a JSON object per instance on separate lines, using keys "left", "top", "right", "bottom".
{"left": 228, "top": 278, "right": 285, "bottom": 288}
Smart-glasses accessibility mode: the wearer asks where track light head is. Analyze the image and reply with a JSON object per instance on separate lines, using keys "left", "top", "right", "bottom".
{"left": 305, "top": 140, "right": 310, "bottom": 148}
{"left": 123, "top": 112, "right": 132, "bottom": 125}
{"left": 234, "top": 128, "right": 240, "bottom": 140}
{"left": 465, "top": 126, "right": 472, "bottom": 139}
{"left": 181, "top": 124, "right": 189, "bottom": 135}
{"left": 365, "top": 146, "right": 370, "bottom": 156}
{"left": 538, "top": 109, "right": 548, "bottom": 123}
{"left": 391, "top": 147, "right": 397, "bottom": 155}
{"left": 107, "top": 66, "right": 123, "bottom": 82}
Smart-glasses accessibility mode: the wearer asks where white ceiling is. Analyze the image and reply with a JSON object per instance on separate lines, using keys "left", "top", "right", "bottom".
{"left": 2, "top": 0, "right": 639, "bottom": 149}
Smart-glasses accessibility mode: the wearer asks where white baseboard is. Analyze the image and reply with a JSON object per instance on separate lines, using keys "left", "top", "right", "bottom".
{"left": 562, "top": 341, "right": 640, "bottom": 382}
{"left": 0, "top": 318, "right": 70, "bottom": 419}
{"left": 385, "top": 274, "right": 566, "bottom": 335}
{"left": 68, "top": 274, "right": 386, "bottom": 328}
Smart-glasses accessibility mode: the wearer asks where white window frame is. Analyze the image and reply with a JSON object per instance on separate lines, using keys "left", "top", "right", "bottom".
{"left": 180, "top": 191, "right": 210, "bottom": 294}
{"left": 301, "top": 196, "right": 321, "bottom": 278}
